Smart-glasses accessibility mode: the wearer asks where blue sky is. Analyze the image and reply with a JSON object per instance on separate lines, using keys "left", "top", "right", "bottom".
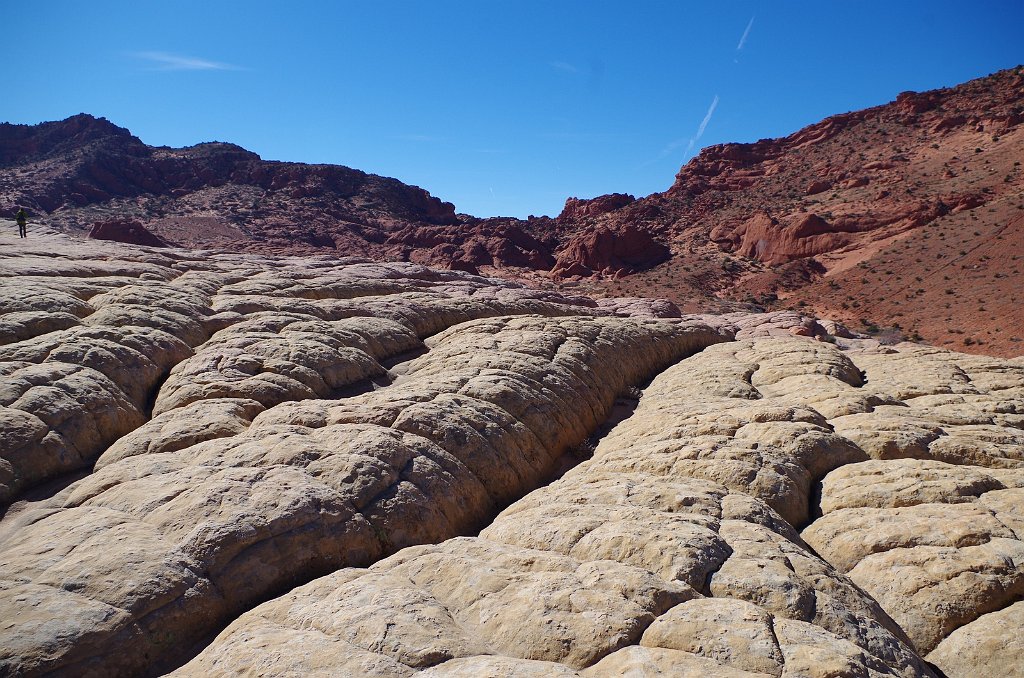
{"left": 4, "top": 1, "right": 1022, "bottom": 218}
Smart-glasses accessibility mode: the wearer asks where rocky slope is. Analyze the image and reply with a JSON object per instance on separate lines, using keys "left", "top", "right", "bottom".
{"left": 2, "top": 67, "right": 1022, "bottom": 356}
{"left": 0, "top": 114, "right": 560, "bottom": 273}
{"left": 1, "top": 228, "right": 1022, "bottom": 677}
{"left": 580, "top": 66, "right": 1024, "bottom": 358}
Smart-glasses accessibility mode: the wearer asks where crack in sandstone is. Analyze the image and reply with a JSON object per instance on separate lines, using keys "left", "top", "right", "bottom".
{"left": 174, "top": 337, "right": 946, "bottom": 677}
{"left": 6, "top": 236, "right": 1024, "bottom": 677}
{"left": 1, "top": 242, "right": 730, "bottom": 677}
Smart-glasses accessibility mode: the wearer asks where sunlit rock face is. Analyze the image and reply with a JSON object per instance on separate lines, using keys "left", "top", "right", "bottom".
{"left": 5, "top": 67, "right": 1024, "bottom": 358}
{"left": 1, "top": 230, "right": 1022, "bottom": 677}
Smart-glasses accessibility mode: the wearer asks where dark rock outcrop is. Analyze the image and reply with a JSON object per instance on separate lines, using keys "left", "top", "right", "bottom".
{"left": 553, "top": 224, "right": 671, "bottom": 278}
{"left": 88, "top": 219, "right": 170, "bottom": 247}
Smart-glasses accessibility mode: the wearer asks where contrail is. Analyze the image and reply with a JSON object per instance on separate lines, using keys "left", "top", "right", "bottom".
{"left": 643, "top": 93, "right": 720, "bottom": 166}
{"left": 736, "top": 16, "right": 755, "bottom": 50}
{"left": 695, "top": 95, "right": 720, "bottom": 141}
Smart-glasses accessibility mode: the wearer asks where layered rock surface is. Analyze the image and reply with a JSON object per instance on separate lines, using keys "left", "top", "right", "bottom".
{"left": 1, "top": 232, "right": 1022, "bottom": 677}
{"left": 177, "top": 339, "right": 1024, "bottom": 677}
{"left": 0, "top": 232, "right": 730, "bottom": 676}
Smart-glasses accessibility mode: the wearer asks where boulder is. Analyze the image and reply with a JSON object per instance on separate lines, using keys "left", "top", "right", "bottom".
{"left": 88, "top": 219, "right": 171, "bottom": 247}
{"left": 552, "top": 224, "right": 670, "bottom": 278}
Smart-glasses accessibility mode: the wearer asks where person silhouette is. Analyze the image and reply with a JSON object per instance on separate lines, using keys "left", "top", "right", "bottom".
{"left": 15, "top": 207, "right": 28, "bottom": 238}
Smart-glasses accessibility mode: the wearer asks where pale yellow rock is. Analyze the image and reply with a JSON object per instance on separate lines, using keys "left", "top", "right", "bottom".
{"left": 582, "top": 339, "right": 868, "bottom": 525}
{"left": 709, "top": 520, "right": 923, "bottom": 674}
{"left": 486, "top": 503, "right": 729, "bottom": 589}
{"left": 420, "top": 656, "right": 583, "bottom": 677}
{"left": 773, "top": 617, "right": 899, "bottom": 678}
{"left": 851, "top": 345, "right": 979, "bottom": 400}
{"left": 0, "top": 309, "right": 724, "bottom": 676}
{"left": 181, "top": 338, "right": 936, "bottom": 678}
{"left": 5, "top": 233, "right": 1024, "bottom": 678}
{"left": 582, "top": 646, "right": 773, "bottom": 677}
{"left": 640, "top": 598, "right": 785, "bottom": 676}
{"left": 97, "top": 397, "right": 266, "bottom": 467}
{"left": 977, "top": 487, "right": 1024, "bottom": 535}
{"left": 831, "top": 346, "right": 1024, "bottom": 468}
{"left": 152, "top": 315, "right": 420, "bottom": 414}
{"left": 847, "top": 538, "right": 1024, "bottom": 653}
{"left": 174, "top": 539, "right": 697, "bottom": 675}
{"left": 0, "top": 310, "right": 82, "bottom": 345}
{"left": 0, "top": 362, "right": 146, "bottom": 503}
{"left": 926, "top": 601, "right": 1024, "bottom": 678}
{"left": 816, "top": 459, "right": 1009, "bottom": 515}
{"left": 802, "top": 502, "right": 1018, "bottom": 573}
{"left": 0, "top": 236, "right": 641, "bottom": 504}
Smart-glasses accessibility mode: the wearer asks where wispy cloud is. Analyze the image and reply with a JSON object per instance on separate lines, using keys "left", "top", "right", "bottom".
{"left": 550, "top": 60, "right": 579, "bottom": 74}
{"left": 132, "top": 51, "right": 243, "bottom": 71}
{"left": 736, "top": 16, "right": 755, "bottom": 51}
{"left": 656, "top": 137, "right": 692, "bottom": 160}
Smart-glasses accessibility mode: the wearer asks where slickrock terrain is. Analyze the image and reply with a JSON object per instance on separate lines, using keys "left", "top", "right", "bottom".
{"left": 0, "top": 228, "right": 1022, "bottom": 677}
{"left": 4, "top": 67, "right": 1021, "bottom": 355}
{"left": 0, "top": 229, "right": 728, "bottom": 675}
{"left": 175, "top": 337, "right": 1024, "bottom": 677}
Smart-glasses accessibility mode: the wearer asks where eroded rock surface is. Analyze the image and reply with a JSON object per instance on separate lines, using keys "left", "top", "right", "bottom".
{"left": 176, "top": 339, "right": 962, "bottom": 677}
{"left": 0, "top": 232, "right": 732, "bottom": 677}
{"left": 180, "top": 338, "right": 1022, "bottom": 678}
{"left": 1, "top": 232, "right": 1022, "bottom": 678}
{"left": 0, "top": 233, "right": 645, "bottom": 505}
{"left": 800, "top": 346, "right": 1024, "bottom": 659}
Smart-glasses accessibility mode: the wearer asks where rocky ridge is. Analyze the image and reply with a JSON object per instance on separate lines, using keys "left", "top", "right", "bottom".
{"left": 561, "top": 66, "right": 1024, "bottom": 356}
{"left": 0, "top": 228, "right": 1022, "bottom": 677}
{"left": 3, "top": 67, "right": 1022, "bottom": 356}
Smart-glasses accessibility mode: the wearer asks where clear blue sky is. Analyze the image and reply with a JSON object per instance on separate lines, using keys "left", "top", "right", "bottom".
{"left": 4, "top": 1, "right": 1022, "bottom": 218}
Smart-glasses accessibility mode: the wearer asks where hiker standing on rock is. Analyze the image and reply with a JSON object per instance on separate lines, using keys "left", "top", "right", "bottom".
{"left": 15, "top": 207, "right": 28, "bottom": 238}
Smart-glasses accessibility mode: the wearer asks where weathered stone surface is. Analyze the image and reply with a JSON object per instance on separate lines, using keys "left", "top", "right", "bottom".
{"left": 640, "top": 598, "right": 784, "bottom": 675}
{"left": 173, "top": 538, "right": 697, "bottom": 676}
{"left": 152, "top": 315, "right": 419, "bottom": 414}
{"left": 180, "top": 338, "right": 936, "bottom": 678}
{"left": 97, "top": 397, "right": 266, "bottom": 467}
{"left": 800, "top": 344, "right": 1024, "bottom": 662}
{"left": 815, "top": 459, "right": 1016, "bottom": 515}
{"left": 848, "top": 539, "right": 1024, "bottom": 654}
{"left": 583, "top": 646, "right": 773, "bottom": 676}
{"left": 927, "top": 601, "right": 1024, "bottom": 678}
{"left": 3, "top": 232, "right": 1024, "bottom": 677}
{"left": 579, "top": 339, "right": 869, "bottom": 527}
{"left": 0, "top": 362, "right": 146, "bottom": 503}
{"left": 803, "top": 502, "right": 1018, "bottom": 573}
{"left": 0, "top": 233, "right": 677, "bottom": 505}
{"left": 0, "top": 247, "right": 727, "bottom": 677}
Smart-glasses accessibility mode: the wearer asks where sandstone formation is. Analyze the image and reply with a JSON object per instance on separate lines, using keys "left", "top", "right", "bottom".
{"left": 580, "top": 67, "right": 1024, "bottom": 357}
{"left": 0, "top": 230, "right": 636, "bottom": 505}
{"left": 176, "top": 337, "right": 1024, "bottom": 677}
{"left": 551, "top": 223, "right": 671, "bottom": 278}
{"left": 0, "top": 230, "right": 732, "bottom": 676}
{"left": 1, "top": 230, "right": 1023, "bottom": 677}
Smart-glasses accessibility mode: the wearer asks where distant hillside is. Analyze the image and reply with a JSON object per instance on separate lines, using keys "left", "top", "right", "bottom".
{"left": 0, "top": 113, "right": 564, "bottom": 271}
{"left": 578, "top": 66, "right": 1024, "bottom": 356}
{"left": 1, "top": 65, "right": 1022, "bottom": 355}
